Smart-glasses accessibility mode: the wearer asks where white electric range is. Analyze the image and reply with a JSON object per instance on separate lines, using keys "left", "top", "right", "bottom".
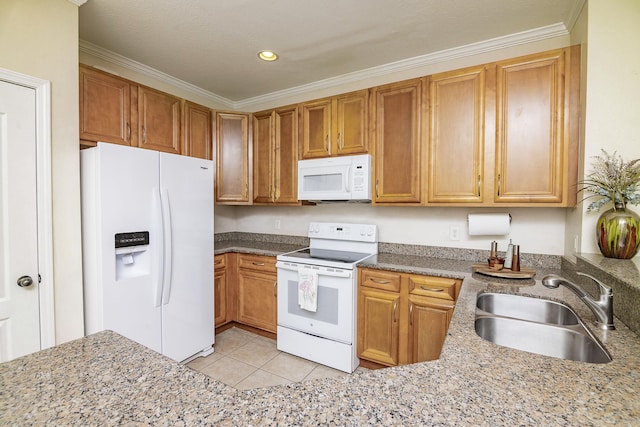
{"left": 276, "top": 222, "right": 378, "bottom": 373}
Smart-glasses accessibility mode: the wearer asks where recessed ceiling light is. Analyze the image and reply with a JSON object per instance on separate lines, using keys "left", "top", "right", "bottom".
{"left": 258, "top": 50, "right": 279, "bottom": 62}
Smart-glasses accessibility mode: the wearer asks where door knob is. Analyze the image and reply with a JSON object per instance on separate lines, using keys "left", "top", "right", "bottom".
{"left": 17, "top": 275, "right": 34, "bottom": 288}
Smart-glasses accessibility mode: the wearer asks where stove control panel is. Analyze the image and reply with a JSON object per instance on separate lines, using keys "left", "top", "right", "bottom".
{"left": 308, "top": 222, "right": 377, "bottom": 242}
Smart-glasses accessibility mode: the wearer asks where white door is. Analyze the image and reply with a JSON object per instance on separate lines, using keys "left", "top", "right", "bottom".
{"left": 0, "top": 80, "right": 41, "bottom": 362}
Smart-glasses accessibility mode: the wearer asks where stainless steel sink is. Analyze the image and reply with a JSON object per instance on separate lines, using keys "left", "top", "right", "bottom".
{"left": 476, "top": 292, "right": 579, "bottom": 325}
{"left": 475, "top": 293, "right": 611, "bottom": 364}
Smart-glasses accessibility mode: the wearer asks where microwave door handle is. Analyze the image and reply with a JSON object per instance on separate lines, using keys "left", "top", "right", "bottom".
{"left": 345, "top": 166, "right": 351, "bottom": 192}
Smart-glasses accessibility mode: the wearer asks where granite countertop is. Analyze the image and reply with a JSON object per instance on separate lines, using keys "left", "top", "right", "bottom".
{"left": 214, "top": 240, "right": 304, "bottom": 257}
{"left": 2, "top": 242, "right": 640, "bottom": 425}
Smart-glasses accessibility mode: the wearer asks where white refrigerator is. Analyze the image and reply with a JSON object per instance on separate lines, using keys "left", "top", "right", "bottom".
{"left": 81, "top": 142, "right": 214, "bottom": 362}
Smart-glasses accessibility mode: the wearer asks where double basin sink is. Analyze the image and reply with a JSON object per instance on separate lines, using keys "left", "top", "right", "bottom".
{"left": 475, "top": 293, "right": 611, "bottom": 363}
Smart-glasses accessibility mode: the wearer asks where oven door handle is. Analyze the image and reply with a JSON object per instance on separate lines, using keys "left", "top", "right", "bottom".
{"left": 276, "top": 262, "right": 352, "bottom": 278}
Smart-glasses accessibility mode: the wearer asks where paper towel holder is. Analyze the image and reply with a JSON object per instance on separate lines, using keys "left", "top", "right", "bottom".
{"left": 466, "top": 213, "right": 512, "bottom": 224}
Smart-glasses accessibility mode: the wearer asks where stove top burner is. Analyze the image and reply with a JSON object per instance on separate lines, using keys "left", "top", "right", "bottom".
{"left": 277, "top": 247, "right": 374, "bottom": 267}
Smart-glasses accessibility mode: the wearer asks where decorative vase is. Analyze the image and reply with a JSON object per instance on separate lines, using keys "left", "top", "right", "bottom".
{"left": 596, "top": 203, "right": 640, "bottom": 259}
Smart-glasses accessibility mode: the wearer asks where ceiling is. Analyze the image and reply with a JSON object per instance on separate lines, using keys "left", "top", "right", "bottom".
{"left": 79, "top": 0, "right": 584, "bottom": 106}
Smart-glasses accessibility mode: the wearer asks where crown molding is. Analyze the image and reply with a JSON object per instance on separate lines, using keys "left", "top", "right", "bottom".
{"left": 81, "top": 22, "right": 569, "bottom": 111}
{"left": 236, "top": 23, "right": 569, "bottom": 110}
{"left": 68, "top": 0, "right": 88, "bottom": 6}
{"left": 79, "top": 40, "right": 235, "bottom": 109}
{"left": 565, "top": 0, "right": 586, "bottom": 32}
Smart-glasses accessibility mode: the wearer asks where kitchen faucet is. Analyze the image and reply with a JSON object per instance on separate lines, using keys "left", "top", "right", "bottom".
{"left": 542, "top": 273, "right": 615, "bottom": 330}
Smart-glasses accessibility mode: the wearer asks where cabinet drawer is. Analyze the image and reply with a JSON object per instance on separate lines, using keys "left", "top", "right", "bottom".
{"left": 360, "top": 269, "right": 401, "bottom": 292}
{"left": 408, "top": 275, "right": 459, "bottom": 301}
{"left": 214, "top": 254, "right": 226, "bottom": 269}
{"left": 237, "top": 254, "right": 276, "bottom": 272}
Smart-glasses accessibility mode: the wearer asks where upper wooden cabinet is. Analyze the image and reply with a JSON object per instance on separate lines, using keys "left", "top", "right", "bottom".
{"left": 371, "top": 78, "right": 425, "bottom": 205}
{"left": 300, "top": 90, "right": 369, "bottom": 159}
{"left": 491, "top": 46, "right": 579, "bottom": 206}
{"left": 424, "top": 46, "right": 579, "bottom": 207}
{"left": 300, "top": 98, "right": 331, "bottom": 158}
{"left": 79, "top": 65, "right": 137, "bottom": 147}
{"left": 427, "top": 66, "right": 486, "bottom": 204}
{"left": 182, "top": 101, "right": 212, "bottom": 160}
{"left": 214, "top": 112, "right": 251, "bottom": 204}
{"left": 334, "top": 90, "right": 369, "bottom": 155}
{"left": 253, "top": 106, "right": 299, "bottom": 205}
{"left": 137, "top": 86, "right": 182, "bottom": 154}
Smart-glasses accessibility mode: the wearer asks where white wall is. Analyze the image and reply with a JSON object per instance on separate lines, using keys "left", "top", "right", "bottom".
{"left": 0, "top": 0, "right": 84, "bottom": 343}
{"left": 579, "top": 0, "right": 640, "bottom": 255}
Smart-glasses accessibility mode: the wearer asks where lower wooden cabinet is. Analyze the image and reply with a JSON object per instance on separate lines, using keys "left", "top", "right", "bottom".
{"left": 358, "top": 268, "right": 461, "bottom": 367}
{"left": 407, "top": 295, "right": 454, "bottom": 363}
{"left": 235, "top": 254, "right": 277, "bottom": 333}
{"left": 358, "top": 287, "right": 401, "bottom": 366}
{"left": 214, "top": 254, "right": 229, "bottom": 327}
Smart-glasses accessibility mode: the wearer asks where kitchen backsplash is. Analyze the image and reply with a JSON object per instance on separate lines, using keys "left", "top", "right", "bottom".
{"left": 215, "top": 232, "right": 561, "bottom": 270}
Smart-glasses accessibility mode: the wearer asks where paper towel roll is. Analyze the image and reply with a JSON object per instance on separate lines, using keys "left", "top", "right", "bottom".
{"left": 468, "top": 213, "right": 511, "bottom": 236}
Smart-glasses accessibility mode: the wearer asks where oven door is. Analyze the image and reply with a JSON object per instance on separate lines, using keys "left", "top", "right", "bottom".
{"left": 276, "top": 260, "right": 355, "bottom": 344}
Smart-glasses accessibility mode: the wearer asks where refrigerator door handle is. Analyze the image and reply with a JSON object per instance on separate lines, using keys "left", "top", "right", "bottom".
{"left": 160, "top": 188, "right": 173, "bottom": 305}
{"left": 152, "top": 188, "right": 164, "bottom": 308}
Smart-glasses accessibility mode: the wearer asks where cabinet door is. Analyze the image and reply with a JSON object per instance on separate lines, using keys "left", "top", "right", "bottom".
{"left": 138, "top": 86, "right": 181, "bottom": 154}
{"left": 274, "top": 106, "right": 299, "bottom": 204}
{"left": 357, "top": 286, "right": 401, "bottom": 366}
{"left": 300, "top": 98, "right": 331, "bottom": 158}
{"left": 182, "top": 101, "right": 212, "bottom": 160}
{"left": 79, "top": 65, "right": 136, "bottom": 147}
{"left": 252, "top": 111, "right": 274, "bottom": 204}
{"left": 237, "top": 269, "right": 277, "bottom": 333}
{"left": 428, "top": 67, "right": 485, "bottom": 203}
{"left": 493, "top": 48, "right": 571, "bottom": 204}
{"left": 407, "top": 295, "right": 454, "bottom": 363}
{"left": 371, "top": 78, "right": 424, "bottom": 204}
{"left": 214, "top": 255, "right": 227, "bottom": 327}
{"left": 334, "top": 90, "right": 368, "bottom": 156}
{"left": 215, "top": 112, "right": 251, "bottom": 204}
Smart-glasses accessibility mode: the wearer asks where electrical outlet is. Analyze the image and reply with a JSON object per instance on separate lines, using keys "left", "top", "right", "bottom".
{"left": 274, "top": 219, "right": 281, "bottom": 230}
{"left": 449, "top": 226, "right": 460, "bottom": 241}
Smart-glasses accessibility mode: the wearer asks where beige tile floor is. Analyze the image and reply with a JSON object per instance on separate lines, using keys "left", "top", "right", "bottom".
{"left": 186, "top": 327, "right": 368, "bottom": 390}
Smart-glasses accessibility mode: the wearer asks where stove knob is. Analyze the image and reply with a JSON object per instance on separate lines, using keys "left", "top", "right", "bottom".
{"left": 360, "top": 226, "right": 366, "bottom": 236}
{"left": 367, "top": 227, "right": 374, "bottom": 236}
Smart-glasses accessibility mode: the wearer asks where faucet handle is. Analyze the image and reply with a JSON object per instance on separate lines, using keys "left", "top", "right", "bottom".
{"left": 577, "top": 272, "right": 612, "bottom": 295}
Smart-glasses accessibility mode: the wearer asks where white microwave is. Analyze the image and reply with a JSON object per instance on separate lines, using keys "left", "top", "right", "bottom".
{"left": 297, "top": 154, "right": 372, "bottom": 202}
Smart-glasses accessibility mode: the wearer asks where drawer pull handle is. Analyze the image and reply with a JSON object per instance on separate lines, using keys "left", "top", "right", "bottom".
{"left": 252, "top": 262, "right": 266, "bottom": 266}
{"left": 420, "top": 286, "right": 444, "bottom": 292}
{"left": 371, "top": 278, "right": 390, "bottom": 284}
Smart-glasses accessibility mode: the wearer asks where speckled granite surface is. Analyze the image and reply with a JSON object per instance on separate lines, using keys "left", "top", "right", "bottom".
{"left": 3, "top": 242, "right": 639, "bottom": 425}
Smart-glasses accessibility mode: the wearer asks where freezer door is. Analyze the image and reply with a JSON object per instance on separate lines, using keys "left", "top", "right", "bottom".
{"left": 87, "top": 143, "right": 163, "bottom": 354}
{"left": 159, "top": 152, "right": 214, "bottom": 361}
